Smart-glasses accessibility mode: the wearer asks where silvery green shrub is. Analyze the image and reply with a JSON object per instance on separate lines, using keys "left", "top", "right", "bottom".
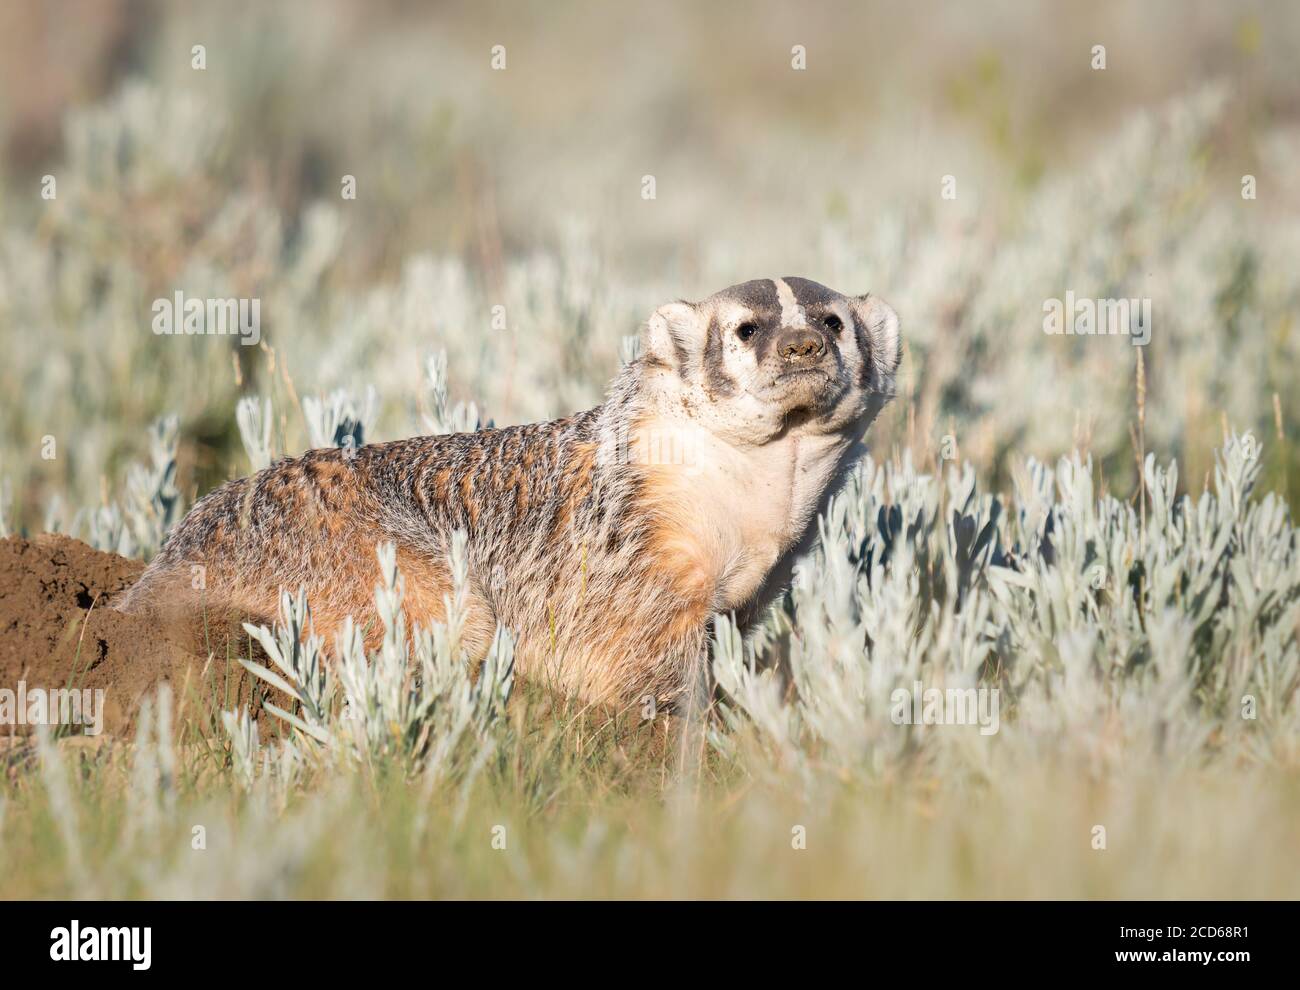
{"left": 713, "top": 432, "right": 1299, "bottom": 782}
{"left": 5, "top": 79, "right": 1295, "bottom": 528}
{"left": 232, "top": 533, "right": 514, "bottom": 783}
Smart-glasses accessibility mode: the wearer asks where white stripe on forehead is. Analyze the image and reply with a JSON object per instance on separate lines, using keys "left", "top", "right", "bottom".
{"left": 773, "top": 278, "right": 808, "bottom": 329}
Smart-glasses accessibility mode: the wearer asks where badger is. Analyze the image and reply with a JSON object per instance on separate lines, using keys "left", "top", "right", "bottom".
{"left": 122, "top": 277, "right": 901, "bottom": 714}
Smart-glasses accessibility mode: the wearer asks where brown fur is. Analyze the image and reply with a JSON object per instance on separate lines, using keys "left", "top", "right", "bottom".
{"left": 121, "top": 278, "right": 901, "bottom": 715}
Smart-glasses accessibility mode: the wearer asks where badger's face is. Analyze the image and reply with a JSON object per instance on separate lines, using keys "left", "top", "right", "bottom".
{"left": 639, "top": 277, "right": 901, "bottom": 445}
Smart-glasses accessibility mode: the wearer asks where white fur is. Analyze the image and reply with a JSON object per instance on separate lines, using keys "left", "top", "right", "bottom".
{"left": 774, "top": 278, "right": 808, "bottom": 329}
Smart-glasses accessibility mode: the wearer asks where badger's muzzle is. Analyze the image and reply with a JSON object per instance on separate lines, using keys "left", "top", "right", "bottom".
{"left": 776, "top": 328, "right": 826, "bottom": 366}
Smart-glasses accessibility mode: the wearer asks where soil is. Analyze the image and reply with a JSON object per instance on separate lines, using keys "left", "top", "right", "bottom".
{"left": 0, "top": 534, "right": 267, "bottom": 737}
{"left": 0, "top": 534, "right": 656, "bottom": 746}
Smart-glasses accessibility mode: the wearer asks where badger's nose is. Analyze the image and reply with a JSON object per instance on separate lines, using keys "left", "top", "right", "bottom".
{"left": 777, "top": 329, "right": 826, "bottom": 364}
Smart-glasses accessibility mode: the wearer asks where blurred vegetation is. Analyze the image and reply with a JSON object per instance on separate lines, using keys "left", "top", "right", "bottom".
{"left": 1, "top": 0, "right": 1298, "bottom": 530}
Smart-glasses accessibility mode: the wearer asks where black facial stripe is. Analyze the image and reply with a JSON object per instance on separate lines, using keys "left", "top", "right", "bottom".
{"left": 854, "top": 312, "right": 873, "bottom": 387}
{"left": 753, "top": 324, "right": 777, "bottom": 363}
{"left": 671, "top": 333, "right": 691, "bottom": 380}
{"left": 805, "top": 305, "right": 843, "bottom": 330}
{"left": 703, "top": 314, "right": 738, "bottom": 397}
{"left": 716, "top": 278, "right": 780, "bottom": 312}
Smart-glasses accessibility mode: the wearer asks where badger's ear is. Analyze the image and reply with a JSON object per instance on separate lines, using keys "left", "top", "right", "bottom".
{"left": 851, "top": 294, "right": 902, "bottom": 389}
{"left": 641, "top": 301, "right": 704, "bottom": 375}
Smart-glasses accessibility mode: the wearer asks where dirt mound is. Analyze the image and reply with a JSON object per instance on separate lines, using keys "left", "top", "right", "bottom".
{"left": 0, "top": 534, "right": 266, "bottom": 737}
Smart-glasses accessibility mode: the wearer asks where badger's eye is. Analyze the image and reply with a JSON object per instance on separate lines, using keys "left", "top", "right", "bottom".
{"left": 736, "top": 322, "right": 759, "bottom": 342}
{"left": 823, "top": 314, "right": 843, "bottom": 333}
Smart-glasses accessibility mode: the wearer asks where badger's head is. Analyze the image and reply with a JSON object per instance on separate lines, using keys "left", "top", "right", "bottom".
{"left": 637, "top": 277, "right": 901, "bottom": 444}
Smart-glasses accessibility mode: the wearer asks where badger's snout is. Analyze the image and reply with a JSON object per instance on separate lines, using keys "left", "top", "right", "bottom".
{"left": 775, "top": 327, "right": 826, "bottom": 366}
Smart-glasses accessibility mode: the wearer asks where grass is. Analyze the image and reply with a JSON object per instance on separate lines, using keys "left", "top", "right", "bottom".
{"left": 4, "top": 704, "right": 1299, "bottom": 899}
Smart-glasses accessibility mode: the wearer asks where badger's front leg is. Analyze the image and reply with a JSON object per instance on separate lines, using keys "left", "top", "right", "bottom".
{"left": 516, "top": 575, "right": 714, "bottom": 721}
{"left": 567, "top": 610, "right": 714, "bottom": 769}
